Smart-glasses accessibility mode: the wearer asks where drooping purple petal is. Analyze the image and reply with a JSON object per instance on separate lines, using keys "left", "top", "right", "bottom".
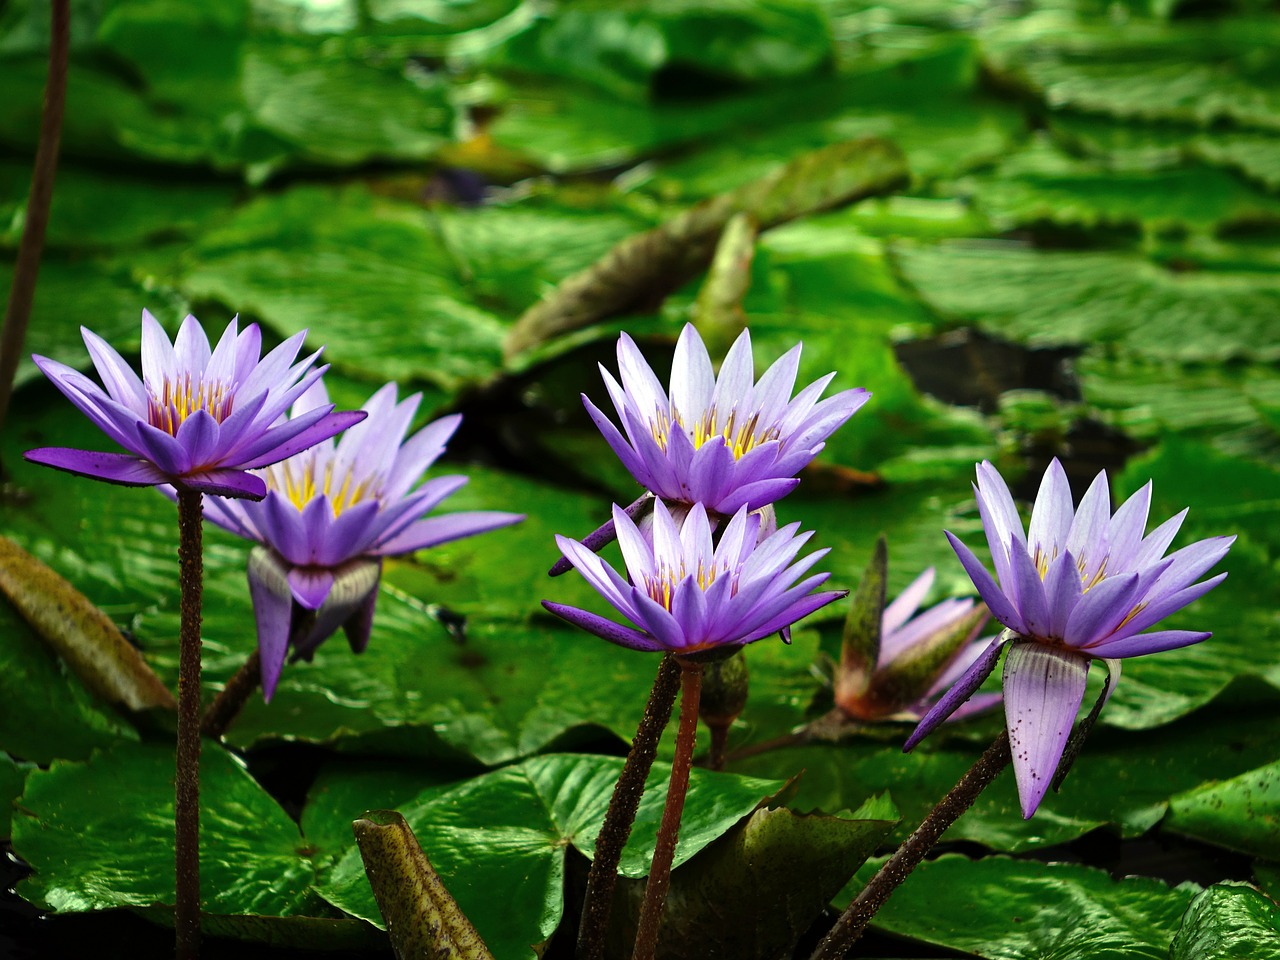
{"left": 904, "top": 636, "right": 1006, "bottom": 751}
{"left": 288, "top": 566, "right": 336, "bottom": 610}
{"left": 246, "top": 547, "right": 294, "bottom": 703}
{"left": 23, "top": 447, "right": 170, "bottom": 487}
{"left": 541, "top": 601, "right": 665, "bottom": 652}
{"left": 179, "top": 468, "right": 266, "bottom": 500}
{"left": 1003, "top": 643, "right": 1089, "bottom": 818}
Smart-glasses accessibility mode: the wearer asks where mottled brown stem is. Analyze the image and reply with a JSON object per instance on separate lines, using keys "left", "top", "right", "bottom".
{"left": 577, "top": 654, "right": 681, "bottom": 960}
{"left": 175, "top": 490, "right": 204, "bottom": 960}
{"left": 200, "top": 648, "right": 261, "bottom": 741}
{"left": 0, "top": 0, "right": 69, "bottom": 435}
{"left": 706, "top": 724, "right": 729, "bottom": 772}
{"left": 807, "top": 729, "right": 1012, "bottom": 960}
{"left": 630, "top": 660, "right": 703, "bottom": 960}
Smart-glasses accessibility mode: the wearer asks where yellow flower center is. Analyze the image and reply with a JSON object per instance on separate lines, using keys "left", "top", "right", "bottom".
{"left": 650, "top": 404, "right": 779, "bottom": 461}
{"left": 265, "top": 458, "right": 378, "bottom": 517}
{"left": 643, "top": 560, "right": 724, "bottom": 611}
{"left": 1032, "top": 544, "right": 1115, "bottom": 592}
{"left": 146, "top": 375, "right": 234, "bottom": 436}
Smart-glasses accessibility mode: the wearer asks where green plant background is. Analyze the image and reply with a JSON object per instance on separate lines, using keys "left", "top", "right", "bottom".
{"left": 1, "top": 0, "right": 1279, "bottom": 957}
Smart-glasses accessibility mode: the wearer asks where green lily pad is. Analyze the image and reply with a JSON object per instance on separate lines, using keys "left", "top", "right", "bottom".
{"left": 981, "top": 13, "right": 1280, "bottom": 133}
{"left": 730, "top": 682, "right": 1280, "bottom": 853}
{"left": 1170, "top": 882, "right": 1280, "bottom": 960}
{"left": 11, "top": 740, "right": 314, "bottom": 917}
{"left": 181, "top": 184, "right": 507, "bottom": 395}
{"left": 894, "top": 241, "right": 1280, "bottom": 363}
{"left": 316, "top": 753, "right": 783, "bottom": 958}
{"left": 847, "top": 853, "right": 1199, "bottom": 959}
{"left": 1166, "top": 759, "right": 1280, "bottom": 860}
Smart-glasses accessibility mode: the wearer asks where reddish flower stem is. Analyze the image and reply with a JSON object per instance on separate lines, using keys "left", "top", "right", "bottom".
{"left": 200, "top": 648, "right": 261, "bottom": 741}
{"left": 0, "top": 0, "right": 69, "bottom": 435}
{"left": 807, "top": 729, "right": 1012, "bottom": 960}
{"left": 630, "top": 659, "right": 703, "bottom": 960}
{"left": 175, "top": 490, "right": 204, "bottom": 960}
{"left": 577, "top": 654, "right": 681, "bottom": 960}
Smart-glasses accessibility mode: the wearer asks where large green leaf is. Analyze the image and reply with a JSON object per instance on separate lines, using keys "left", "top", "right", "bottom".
{"left": 981, "top": 13, "right": 1280, "bottom": 133}
{"left": 180, "top": 184, "right": 507, "bottom": 395}
{"left": 0, "top": 752, "right": 31, "bottom": 841}
{"left": 316, "top": 753, "right": 783, "bottom": 958}
{"left": 1170, "top": 882, "right": 1280, "bottom": 960}
{"left": 1165, "top": 759, "right": 1280, "bottom": 860}
{"left": 848, "top": 853, "right": 1199, "bottom": 960}
{"left": 894, "top": 241, "right": 1280, "bottom": 363}
{"left": 729, "top": 682, "right": 1280, "bottom": 853}
{"left": 11, "top": 740, "right": 315, "bottom": 917}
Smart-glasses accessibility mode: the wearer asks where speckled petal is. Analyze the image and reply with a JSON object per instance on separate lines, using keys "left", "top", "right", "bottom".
{"left": 904, "top": 636, "right": 1006, "bottom": 751}
{"left": 542, "top": 601, "right": 665, "bottom": 652}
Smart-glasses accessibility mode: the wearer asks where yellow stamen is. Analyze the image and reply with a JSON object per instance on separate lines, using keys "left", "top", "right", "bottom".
{"left": 650, "top": 403, "right": 780, "bottom": 462}
{"left": 145, "top": 374, "right": 234, "bottom": 436}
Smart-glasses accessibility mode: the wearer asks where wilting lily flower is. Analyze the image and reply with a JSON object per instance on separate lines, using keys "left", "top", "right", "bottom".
{"left": 584, "top": 323, "right": 869, "bottom": 516}
{"left": 906, "top": 458, "right": 1233, "bottom": 817}
{"left": 835, "top": 547, "right": 996, "bottom": 723}
{"left": 544, "top": 498, "right": 844, "bottom": 656}
{"left": 203, "top": 381, "right": 523, "bottom": 699}
{"left": 25, "top": 311, "right": 361, "bottom": 499}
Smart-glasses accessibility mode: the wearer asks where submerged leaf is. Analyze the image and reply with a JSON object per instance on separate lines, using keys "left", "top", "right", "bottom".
{"left": 355, "top": 811, "right": 494, "bottom": 960}
{"left": 0, "top": 534, "right": 175, "bottom": 712}
{"left": 503, "top": 137, "right": 909, "bottom": 358}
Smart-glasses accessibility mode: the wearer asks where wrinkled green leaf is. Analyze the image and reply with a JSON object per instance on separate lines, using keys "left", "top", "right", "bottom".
{"left": 0, "top": 753, "right": 30, "bottom": 840}
{"left": 1170, "top": 882, "right": 1280, "bottom": 960}
{"left": 848, "top": 854, "right": 1199, "bottom": 959}
{"left": 317, "top": 753, "right": 782, "bottom": 958}
{"left": 12, "top": 741, "right": 314, "bottom": 917}
{"left": 895, "top": 241, "right": 1280, "bottom": 363}
{"left": 1166, "top": 759, "right": 1280, "bottom": 860}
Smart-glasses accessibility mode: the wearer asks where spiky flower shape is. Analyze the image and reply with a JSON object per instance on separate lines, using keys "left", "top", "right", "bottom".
{"left": 835, "top": 566, "right": 997, "bottom": 723}
{"left": 25, "top": 311, "right": 362, "bottom": 499}
{"left": 583, "top": 323, "right": 869, "bottom": 516}
{"left": 544, "top": 498, "right": 845, "bottom": 656}
{"left": 203, "top": 381, "right": 523, "bottom": 699}
{"left": 906, "top": 458, "right": 1233, "bottom": 817}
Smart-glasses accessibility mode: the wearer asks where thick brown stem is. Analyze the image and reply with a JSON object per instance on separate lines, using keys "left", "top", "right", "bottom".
{"left": 0, "top": 0, "right": 70, "bottom": 435}
{"left": 807, "top": 730, "right": 1012, "bottom": 960}
{"left": 200, "top": 648, "right": 261, "bottom": 741}
{"left": 175, "top": 490, "right": 204, "bottom": 960}
{"left": 707, "top": 723, "right": 729, "bottom": 772}
{"left": 631, "top": 660, "right": 703, "bottom": 960}
{"left": 576, "top": 655, "right": 682, "bottom": 960}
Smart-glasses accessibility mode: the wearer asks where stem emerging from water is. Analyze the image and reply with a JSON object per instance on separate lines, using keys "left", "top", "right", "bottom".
{"left": 630, "top": 659, "right": 703, "bottom": 960}
{"left": 175, "top": 490, "right": 204, "bottom": 960}
{"left": 201, "top": 648, "right": 261, "bottom": 741}
{"left": 807, "top": 729, "right": 1012, "bottom": 960}
{"left": 576, "top": 654, "right": 682, "bottom": 960}
{"left": 0, "top": 0, "right": 69, "bottom": 436}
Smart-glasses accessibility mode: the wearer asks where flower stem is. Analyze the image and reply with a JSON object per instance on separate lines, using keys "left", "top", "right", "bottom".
{"left": 175, "top": 490, "right": 204, "bottom": 960}
{"left": 631, "top": 659, "right": 703, "bottom": 960}
{"left": 807, "top": 729, "right": 1012, "bottom": 960}
{"left": 200, "top": 648, "right": 261, "bottom": 741}
{"left": 576, "top": 654, "right": 682, "bottom": 960}
{"left": 0, "top": 0, "right": 69, "bottom": 436}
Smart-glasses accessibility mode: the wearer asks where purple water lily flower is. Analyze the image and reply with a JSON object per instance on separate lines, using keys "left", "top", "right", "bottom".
{"left": 544, "top": 498, "right": 845, "bottom": 657}
{"left": 585, "top": 323, "right": 869, "bottom": 516}
{"left": 906, "top": 458, "right": 1234, "bottom": 817}
{"left": 203, "top": 381, "right": 524, "bottom": 699}
{"left": 25, "top": 311, "right": 362, "bottom": 499}
{"left": 835, "top": 565, "right": 998, "bottom": 723}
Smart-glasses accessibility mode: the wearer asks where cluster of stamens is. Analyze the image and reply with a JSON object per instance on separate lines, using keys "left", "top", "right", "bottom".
{"left": 265, "top": 455, "right": 380, "bottom": 517}
{"left": 649, "top": 403, "right": 780, "bottom": 461}
{"left": 145, "top": 374, "right": 234, "bottom": 436}
{"left": 643, "top": 559, "right": 734, "bottom": 611}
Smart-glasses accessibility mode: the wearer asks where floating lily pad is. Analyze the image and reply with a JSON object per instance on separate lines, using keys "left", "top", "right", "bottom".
{"left": 12, "top": 740, "right": 314, "bottom": 917}
{"left": 316, "top": 753, "right": 783, "bottom": 958}
{"left": 847, "top": 853, "right": 1199, "bottom": 959}
{"left": 1170, "top": 882, "right": 1280, "bottom": 960}
{"left": 1166, "top": 759, "right": 1280, "bottom": 860}
{"left": 730, "top": 683, "right": 1280, "bottom": 853}
{"left": 894, "top": 241, "right": 1280, "bottom": 364}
